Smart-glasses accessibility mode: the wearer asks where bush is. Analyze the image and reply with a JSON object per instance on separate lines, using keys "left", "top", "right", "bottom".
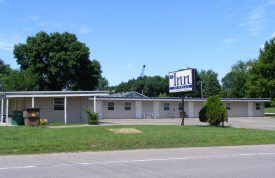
{"left": 199, "top": 95, "right": 228, "bottom": 126}
{"left": 84, "top": 108, "right": 100, "bottom": 125}
{"left": 40, "top": 119, "right": 48, "bottom": 126}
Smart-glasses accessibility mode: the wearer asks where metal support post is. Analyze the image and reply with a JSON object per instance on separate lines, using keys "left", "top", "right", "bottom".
{"left": 181, "top": 93, "right": 185, "bottom": 126}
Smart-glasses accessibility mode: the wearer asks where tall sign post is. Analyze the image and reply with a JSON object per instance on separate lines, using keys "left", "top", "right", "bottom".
{"left": 169, "top": 69, "right": 197, "bottom": 126}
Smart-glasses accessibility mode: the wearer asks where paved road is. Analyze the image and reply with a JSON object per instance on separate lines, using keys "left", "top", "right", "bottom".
{"left": 1, "top": 145, "right": 275, "bottom": 178}
{"left": 99, "top": 117, "right": 275, "bottom": 130}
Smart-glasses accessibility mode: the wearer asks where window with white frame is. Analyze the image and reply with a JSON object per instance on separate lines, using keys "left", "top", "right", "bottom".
{"left": 125, "top": 102, "right": 131, "bottom": 110}
{"left": 179, "top": 103, "right": 182, "bottom": 111}
{"left": 225, "top": 103, "right": 231, "bottom": 110}
{"left": 256, "top": 103, "right": 261, "bottom": 110}
{"left": 54, "top": 98, "right": 64, "bottom": 111}
{"left": 164, "top": 103, "right": 170, "bottom": 110}
{"left": 108, "top": 102, "right": 114, "bottom": 110}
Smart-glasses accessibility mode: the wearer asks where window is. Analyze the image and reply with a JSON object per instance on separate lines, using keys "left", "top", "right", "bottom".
{"left": 225, "top": 103, "right": 231, "bottom": 110}
{"left": 125, "top": 102, "right": 131, "bottom": 110}
{"left": 179, "top": 103, "right": 182, "bottom": 111}
{"left": 54, "top": 98, "right": 64, "bottom": 111}
{"left": 108, "top": 102, "right": 114, "bottom": 110}
{"left": 256, "top": 103, "right": 261, "bottom": 110}
{"left": 164, "top": 103, "right": 170, "bottom": 110}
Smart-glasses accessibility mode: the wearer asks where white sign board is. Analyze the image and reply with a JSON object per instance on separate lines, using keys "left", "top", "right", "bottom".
{"left": 169, "top": 69, "right": 196, "bottom": 93}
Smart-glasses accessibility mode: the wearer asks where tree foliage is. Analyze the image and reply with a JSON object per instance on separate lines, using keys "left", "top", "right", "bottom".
{"left": 220, "top": 60, "right": 253, "bottom": 98}
{"left": 199, "top": 70, "right": 221, "bottom": 98}
{"left": 0, "top": 59, "right": 12, "bottom": 91}
{"left": 245, "top": 37, "right": 275, "bottom": 105}
{"left": 4, "top": 69, "right": 38, "bottom": 91}
{"left": 13, "top": 31, "right": 101, "bottom": 91}
{"left": 199, "top": 95, "right": 228, "bottom": 126}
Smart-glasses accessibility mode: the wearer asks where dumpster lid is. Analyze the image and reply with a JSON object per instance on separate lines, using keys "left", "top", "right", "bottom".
{"left": 22, "top": 108, "right": 40, "bottom": 110}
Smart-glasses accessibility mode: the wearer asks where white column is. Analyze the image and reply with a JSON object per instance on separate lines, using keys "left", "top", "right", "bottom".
{"left": 1, "top": 98, "right": 3, "bottom": 126}
{"left": 64, "top": 97, "right": 67, "bottom": 124}
{"left": 94, "top": 96, "right": 96, "bottom": 112}
{"left": 6, "top": 98, "right": 9, "bottom": 126}
{"left": 32, "top": 97, "right": 34, "bottom": 108}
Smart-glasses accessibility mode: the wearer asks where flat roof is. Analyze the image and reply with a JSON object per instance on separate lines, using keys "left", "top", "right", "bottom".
{"left": 0, "top": 91, "right": 110, "bottom": 98}
{"left": 90, "top": 96, "right": 271, "bottom": 102}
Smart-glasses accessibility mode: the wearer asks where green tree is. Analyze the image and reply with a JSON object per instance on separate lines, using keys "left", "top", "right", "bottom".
{"left": 245, "top": 37, "right": 275, "bottom": 105}
{"left": 220, "top": 60, "right": 253, "bottom": 98}
{"left": 4, "top": 69, "right": 38, "bottom": 91}
{"left": 96, "top": 76, "right": 109, "bottom": 91}
{"left": 0, "top": 59, "right": 12, "bottom": 91}
{"left": 13, "top": 31, "right": 101, "bottom": 91}
{"left": 199, "top": 95, "right": 228, "bottom": 126}
{"left": 200, "top": 70, "right": 221, "bottom": 97}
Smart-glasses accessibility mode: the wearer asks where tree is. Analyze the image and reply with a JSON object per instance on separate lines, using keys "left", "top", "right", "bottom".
{"left": 13, "top": 31, "right": 101, "bottom": 91}
{"left": 220, "top": 60, "right": 253, "bottom": 98}
{"left": 200, "top": 70, "right": 221, "bottom": 97}
{"left": 96, "top": 76, "right": 109, "bottom": 91}
{"left": 245, "top": 37, "right": 275, "bottom": 105}
{"left": 199, "top": 95, "right": 228, "bottom": 126}
{"left": 0, "top": 59, "right": 12, "bottom": 91}
{"left": 4, "top": 69, "right": 38, "bottom": 91}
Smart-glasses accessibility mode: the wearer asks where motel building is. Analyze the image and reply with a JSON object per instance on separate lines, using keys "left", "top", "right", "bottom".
{"left": 0, "top": 90, "right": 270, "bottom": 126}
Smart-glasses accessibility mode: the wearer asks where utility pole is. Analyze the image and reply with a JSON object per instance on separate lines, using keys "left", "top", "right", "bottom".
{"left": 201, "top": 81, "right": 203, "bottom": 98}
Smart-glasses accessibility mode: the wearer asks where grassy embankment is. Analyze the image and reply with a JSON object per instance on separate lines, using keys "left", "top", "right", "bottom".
{"left": 1, "top": 125, "right": 275, "bottom": 155}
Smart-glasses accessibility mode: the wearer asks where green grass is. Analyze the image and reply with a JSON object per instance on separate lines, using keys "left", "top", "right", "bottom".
{"left": 47, "top": 122, "right": 84, "bottom": 126}
{"left": 265, "top": 107, "right": 275, "bottom": 113}
{"left": 1, "top": 125, "right": 275, "bottom": 155}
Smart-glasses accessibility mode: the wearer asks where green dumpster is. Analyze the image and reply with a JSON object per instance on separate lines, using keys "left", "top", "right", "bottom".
{"left": 12, "top": 111, "right": 23, "bottom": 125}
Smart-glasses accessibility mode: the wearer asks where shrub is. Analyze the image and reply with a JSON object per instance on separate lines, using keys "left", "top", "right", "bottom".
{"left": 199, "top": 95, "right": 228, "bottom": 126}
{"left": 84, "top": 108, "right": 100, "bottom": 125}
{"left": 40, "top": 119, "right": 48, "bottom": 126}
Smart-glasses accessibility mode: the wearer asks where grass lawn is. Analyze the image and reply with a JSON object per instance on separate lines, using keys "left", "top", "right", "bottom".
{"left": 1, "top": 125, "right": 275, "bottom": 155}
{"left": 265, "top": 107, "right": 275, "bottom": 113}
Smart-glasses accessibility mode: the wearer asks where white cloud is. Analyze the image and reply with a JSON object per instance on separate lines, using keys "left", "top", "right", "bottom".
{"left": 240, "top": 1, "right": 275, "bottom": 36}
{"left": 200, "top": 66, "right": 206, "bottom": 69}
{"left": 79, "top": 28, "right": 90, "bottom": 34}
{"left": 126, "top": 64, "right": 133, "bottom": 69}
{"left": 225, "top": 38, "right": 236, "bottom": 43}
{"left": 259, "top": 44, "right": 265, "bottom": 50}
{"left": 272, "top": 32, "right": 275, "bottom": 38}
{"left": 38, "top": 22, "right": 52, "bottom": 26}
{"left": 29, "top": 16, "right": 40, "bottom": 20}
{"left": 0, "top": 42, "right": 13, "bottom": 51}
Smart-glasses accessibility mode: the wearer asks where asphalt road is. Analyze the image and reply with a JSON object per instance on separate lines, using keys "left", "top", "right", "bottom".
{"left": 1, "top": 145, "right": 275, "bottom": 178}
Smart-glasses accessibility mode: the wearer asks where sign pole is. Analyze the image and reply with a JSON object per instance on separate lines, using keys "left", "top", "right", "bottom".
{"left": 181, "top": 93, "right": 185, "bottom": 126}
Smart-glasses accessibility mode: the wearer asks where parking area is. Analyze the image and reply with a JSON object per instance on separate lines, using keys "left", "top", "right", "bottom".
{"left": 99, "top": 117, "right": 275, "bottom": 130}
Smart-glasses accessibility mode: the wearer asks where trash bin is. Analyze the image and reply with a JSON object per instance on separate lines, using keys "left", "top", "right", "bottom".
{"left": 22, "top": 108, "right": 40, "bottom": 126}
{"left": 12, "top": 111, "right": 23, "bottom": 125}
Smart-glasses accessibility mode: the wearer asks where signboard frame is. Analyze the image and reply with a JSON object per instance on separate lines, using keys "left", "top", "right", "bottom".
{"left": 169, "top": 69, "right": 197, "bottom": 93}
{"left": 168, "top": 68, "right": 197, "bottom": 126}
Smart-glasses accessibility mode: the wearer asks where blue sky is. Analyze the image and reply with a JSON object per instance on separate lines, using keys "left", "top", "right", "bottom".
{"left": 1, "top": 0, "right": 275, "bottom": 87}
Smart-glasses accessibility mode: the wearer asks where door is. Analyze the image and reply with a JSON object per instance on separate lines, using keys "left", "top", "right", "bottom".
{"left": 188, "top": 102, "right": 194, "bottom": 118}
{"left": 135, "top": 101, "right": 142, "bottom": 119}
{"left": 248, "top": 102, "right": 253, "bottom": 117}
{"left": 153, "top": 101, "right": 160, "bottom": 119}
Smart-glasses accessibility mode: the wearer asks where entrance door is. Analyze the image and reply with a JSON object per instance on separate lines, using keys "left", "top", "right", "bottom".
{"left": 188, "top": 102, "right": 194, "bottom": 118}
{"left": 135, "top": 101, "right": 142, "bottom": 119}
{"left": 153, "top": 102, "right": 160, "bottom": 119}
{"left": 248, "top": 102, "right": 253, "bottom": 117}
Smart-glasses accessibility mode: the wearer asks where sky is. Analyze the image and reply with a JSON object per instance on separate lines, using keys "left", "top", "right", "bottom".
{"left": 1, "top": 0, "right": 275, "bottom": 87}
